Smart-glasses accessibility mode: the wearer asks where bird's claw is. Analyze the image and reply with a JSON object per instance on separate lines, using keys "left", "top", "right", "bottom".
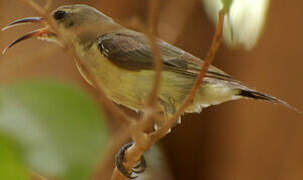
{"left": 115, "top": 142, "right": 147, "bottom": 179}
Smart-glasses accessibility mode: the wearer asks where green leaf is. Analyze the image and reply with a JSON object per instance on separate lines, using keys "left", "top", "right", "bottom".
{"left": 221, "top": 0, "right": 233, "bottom": 13}
{"left": 0, "top": 135, "right": 29, "bottom": 180}
{"left": 0, "top": 80, "right": 109, "bottom": 180}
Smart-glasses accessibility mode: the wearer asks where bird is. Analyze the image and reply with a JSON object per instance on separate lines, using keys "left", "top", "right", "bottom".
{"left": 2, "top": 4, "right": 296, "bottom": 178}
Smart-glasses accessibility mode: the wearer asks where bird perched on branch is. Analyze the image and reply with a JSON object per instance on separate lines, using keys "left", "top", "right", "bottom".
{"left": 2, "top": 4, "right": 296, "bottom": 179}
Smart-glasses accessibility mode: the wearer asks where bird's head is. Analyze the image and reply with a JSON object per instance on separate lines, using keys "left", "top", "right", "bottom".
{"left": 2, "top": 4, "right": 118, "bottom": 53}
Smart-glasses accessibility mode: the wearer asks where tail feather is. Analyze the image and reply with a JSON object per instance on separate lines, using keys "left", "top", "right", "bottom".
{"left": 239, "top": 90, "right": 300, "bottom": 113}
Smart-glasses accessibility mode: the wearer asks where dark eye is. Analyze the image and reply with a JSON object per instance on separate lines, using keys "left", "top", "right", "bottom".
{"left": 53, "top": 10, "right": 66, "bottom": 20}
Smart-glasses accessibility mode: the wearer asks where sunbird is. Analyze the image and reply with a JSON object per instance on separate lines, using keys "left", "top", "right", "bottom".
{"left": 2, "top": 4, "right": 295, "bottom": 178}
{"left": 2, "top": 4, "right": 293, "bottom": 116}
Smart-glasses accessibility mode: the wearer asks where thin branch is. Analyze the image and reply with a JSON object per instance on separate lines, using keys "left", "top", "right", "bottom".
{"left": 95, "top": 127, "right": 131, "bottom": 180}
{"left": 119, "top": 1, "right": 162, "bottom": 108}
{"left": 146, "top": 0, "right": 162, "bottom": 108}
{"left": 20, "top": 0, "right": 47, "bottom": 15}
{"left": 111, "top": 133, "right": 151, "bottom": 180}
{"left": 111, "top": 0, "right": 162, "bottom": 179}
{"left": 150, "top": 9, "right": 225, "bottom": 140}
{"left": 111, "top": 5, "right": 226, "bottom": 180}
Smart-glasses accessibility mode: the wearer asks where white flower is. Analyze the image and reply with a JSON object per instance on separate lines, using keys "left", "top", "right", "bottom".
{"left": 202, "top": 0, "right": 270, "bottom": 50}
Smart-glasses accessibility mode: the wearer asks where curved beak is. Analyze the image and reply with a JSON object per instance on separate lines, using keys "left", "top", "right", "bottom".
{"left": 2, "top": 17, "right": 56, "bottom": 54}
{"left": 2, "top": 17, "right": 44, "bottom": 31}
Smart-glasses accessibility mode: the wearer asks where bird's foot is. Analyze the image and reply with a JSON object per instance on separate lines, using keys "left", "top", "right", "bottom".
{"left": 115, "top": 142, "right": 147, "bottom": 179}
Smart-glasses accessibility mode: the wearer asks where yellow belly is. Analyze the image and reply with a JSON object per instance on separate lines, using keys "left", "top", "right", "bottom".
{"left": 75, "top": 43, "right": 240, "bottom": 114}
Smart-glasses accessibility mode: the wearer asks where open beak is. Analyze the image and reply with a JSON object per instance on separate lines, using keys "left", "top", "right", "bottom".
{"left": 2, "top": 17, "right": 56, "bottom": 54}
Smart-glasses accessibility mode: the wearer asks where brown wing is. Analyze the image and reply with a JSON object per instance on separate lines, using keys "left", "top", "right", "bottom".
{"left": 96, "top": 29, "right": 297, "bottom": 111}
{"left": 98, "top": 29, "right": 237, "bottom": 81}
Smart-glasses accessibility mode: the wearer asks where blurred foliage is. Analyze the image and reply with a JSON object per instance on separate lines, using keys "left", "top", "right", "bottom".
{"left": 0, "top": 135, "right": 29, "bottom": 180}
{"left": 0, "top": 80, "right": 109, "bottom": 179}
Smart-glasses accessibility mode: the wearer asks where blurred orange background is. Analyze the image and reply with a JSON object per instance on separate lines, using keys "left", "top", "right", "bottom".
{"left": 0, "top": 0, "right": 302, "bottom": 180}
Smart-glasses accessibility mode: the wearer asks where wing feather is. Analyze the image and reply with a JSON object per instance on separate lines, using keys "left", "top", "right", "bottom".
{"left": 97, "top": 29, "right": 237, "bottom": 82}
